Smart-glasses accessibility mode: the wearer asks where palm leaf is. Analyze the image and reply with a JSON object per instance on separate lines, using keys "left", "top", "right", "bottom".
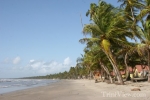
{"left": 136, "top": 8, "right": 150, "bottom": 20}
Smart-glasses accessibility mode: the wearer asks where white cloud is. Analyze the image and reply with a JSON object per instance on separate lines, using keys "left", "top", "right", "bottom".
{"left": 0, "top": 57, "right": 74, "bottom": 78}
{"left": 13, "top": 56, "right": 21, "bottom": 64}
{"left": 30, "top": 59, "right": 35, "bottom": 62}
{"left": 30, "top": 61, "right": 42, "bottom": 69}
{"left": 25, "top": 57, "right": 73, "bottom": 74}
{"left": 2, "top": 57, "right": 21, "bottom": 64}
{"left": 63, "top": 57, "right": 71, "bottom": 65}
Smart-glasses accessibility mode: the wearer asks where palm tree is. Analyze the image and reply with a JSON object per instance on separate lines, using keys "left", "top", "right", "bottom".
{"left": 80, "top": 1, "right": 134, "bottom": 84}
{"left": 118, "top": 0, "right": 146, "bottom": 41}
{"left": 91, "top": 45, "right": 114, "bottom": 83}
{"left": 76, "top": 51, "right": 94, "bottom": 79}
{"left": 86, "top": 3, "right": 97, "bottom": 20}
{"left": 125, "top": 0, "right": 150, "bottom": 71}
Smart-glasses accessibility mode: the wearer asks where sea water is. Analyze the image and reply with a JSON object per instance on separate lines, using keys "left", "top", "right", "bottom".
{"left": 0, "top": 79, "right": 59, "bottom": 94}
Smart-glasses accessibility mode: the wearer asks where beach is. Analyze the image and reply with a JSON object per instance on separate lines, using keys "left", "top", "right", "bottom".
{"left": 0, "top": 80, "right": 150, "bottom": 100}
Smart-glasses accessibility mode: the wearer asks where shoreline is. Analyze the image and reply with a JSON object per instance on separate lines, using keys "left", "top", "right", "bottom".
{"left": 0, "top": 79, "right": 150, "bottom": 100}
{"left": 0, "top": 79, "right": 59, "bottom": 94}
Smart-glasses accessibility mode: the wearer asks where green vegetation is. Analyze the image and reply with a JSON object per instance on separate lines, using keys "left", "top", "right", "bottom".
{"left": 26, "top": 0, "right": 150, "bottom": 84}
{"left": 23, "top": 66, "right": 89, "bottom": 79}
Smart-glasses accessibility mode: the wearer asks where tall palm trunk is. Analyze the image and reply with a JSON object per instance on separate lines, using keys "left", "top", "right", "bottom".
{"left": 104, "top": 51, "right": 124, "bottom": 85}
{"left": 148, "top": 49, "right": 150, "bottom": 73}
{"left": 124, "top": 53, "right": 130, "bottom": 81}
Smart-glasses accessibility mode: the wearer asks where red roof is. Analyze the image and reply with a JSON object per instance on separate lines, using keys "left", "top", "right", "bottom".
{"left": 129, "top": 65, "right": 149, "bottom": 73}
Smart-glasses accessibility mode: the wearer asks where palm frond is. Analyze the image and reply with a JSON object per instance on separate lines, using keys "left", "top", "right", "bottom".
{"left": 127, "top": 43, "right": 147, "bottom": 56}
{"left": 83, "top": 24, "right": 104, "bottom": 36}
{"left": 79, "top": 38, "right": 100, "bottom": 44}
{"left": 136, "top": 8, "right": 150, "bottom": 20}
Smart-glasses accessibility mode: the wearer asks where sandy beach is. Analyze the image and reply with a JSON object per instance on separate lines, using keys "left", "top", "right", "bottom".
{"left": 0, "top": 80, "right": 150, "bottom": 100}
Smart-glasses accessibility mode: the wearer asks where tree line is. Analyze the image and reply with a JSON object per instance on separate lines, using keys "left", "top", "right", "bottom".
{"left": 23, "top": 66, "right": 89, "bottom": 79}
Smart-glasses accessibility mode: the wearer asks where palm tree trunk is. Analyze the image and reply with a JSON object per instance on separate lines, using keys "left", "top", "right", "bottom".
{"left": 148, "top": 49, "right": 150, "bottom": 73}
{"left": 99, "top": 61, "right": 113, "bottom": 83}
{"left": 89, "top": 67, "right": 91, "bottom": 80}
{"left": 106, "top": 51, "right": 124, "bottom": 85}
{"left": 124, "top": 53, "right": 130, "bottom": 81}
{"left": 87, "top": 65, "right": 92, "bottom": 80}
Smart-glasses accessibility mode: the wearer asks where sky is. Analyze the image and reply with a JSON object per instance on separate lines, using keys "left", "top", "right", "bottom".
{"left": 0, "top": 0, "right": 121, "bottom": 78}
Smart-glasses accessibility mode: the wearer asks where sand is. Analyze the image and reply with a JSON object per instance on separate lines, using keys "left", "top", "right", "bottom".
{"left": 0, "top": 79, "right": 150, "bottom": 100}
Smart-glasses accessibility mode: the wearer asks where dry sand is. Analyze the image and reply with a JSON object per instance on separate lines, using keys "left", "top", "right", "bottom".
{"left": 0, "top": 79, "right": 150, "bottom": 100}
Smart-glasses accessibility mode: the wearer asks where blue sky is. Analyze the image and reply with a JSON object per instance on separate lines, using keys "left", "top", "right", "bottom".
{"left": 0, "top": 0, "right": 120, "bottom": 78}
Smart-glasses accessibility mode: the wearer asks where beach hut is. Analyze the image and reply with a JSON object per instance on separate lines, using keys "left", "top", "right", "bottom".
{"left": 128, "top": 65, "right": 149, "bottom": 82}
{"left": 93, "top": 70, "right": 102, "bottom": 83}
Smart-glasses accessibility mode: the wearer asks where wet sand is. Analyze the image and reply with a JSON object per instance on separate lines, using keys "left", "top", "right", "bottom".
{"left": 0, "top": 80, "right": 150, "bottom": 100}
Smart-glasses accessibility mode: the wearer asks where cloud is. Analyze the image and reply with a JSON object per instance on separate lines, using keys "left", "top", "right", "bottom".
{"left": 0, "top": 57, "right": 74, "bottom": 78}
{"left": 25, "top": 57, "right": 73, "bottom": 74}
{"left": 63, "top": 57, "right": 71, "bottom": 65}
{"left": 28, "top": 60, "right": 43, "bottom": 70}
{"left": 30, "top": 59, "right": 35, "bottom": 62}
{"left": 13, "top": 56, "right": 21, "bottom": 64}
{"left": 2, "top": 56, "right": 21, "bottom": 64}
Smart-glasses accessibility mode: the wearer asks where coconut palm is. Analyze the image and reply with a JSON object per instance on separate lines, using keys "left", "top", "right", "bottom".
{"left": 86, "top": 3, "right": 97, "bottom": 20}
{"left": 76, "top": 48, "right": 95, "bottom": 79}
{"left": 125, "top": 0, "right": 150, "bottom": 71}
{"left": 117, "top": 0, "right": 145, "bottom": 43}
{"left": 91, "top": 45, "right": 114, "bottom": 83}
{"left": 80, "top": 1, "right": 135, "bottom": 84}
{"left": 80, "top": 44, "right": 114, "bottom": 83}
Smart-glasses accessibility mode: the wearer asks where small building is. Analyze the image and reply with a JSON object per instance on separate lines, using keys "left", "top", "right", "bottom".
{"left": 93, "top": 70, "right": 102, "bottom": 82}
{"left": 129, "top": 65, "right": 149, "bottom": 78}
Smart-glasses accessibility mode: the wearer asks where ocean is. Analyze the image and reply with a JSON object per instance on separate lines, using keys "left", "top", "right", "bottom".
{"left": 0, "top": 78, "right": 59, "bottom": 94}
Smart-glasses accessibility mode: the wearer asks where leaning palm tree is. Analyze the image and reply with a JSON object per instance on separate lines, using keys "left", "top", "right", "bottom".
{"left": 80, "top": 1, "right": 134, "bottom": 84}
{"left": 81, "top": 44, "right": 114, "bottom": 83}
{"left": 91, "top": 45, "right": 114, "bottom": 83}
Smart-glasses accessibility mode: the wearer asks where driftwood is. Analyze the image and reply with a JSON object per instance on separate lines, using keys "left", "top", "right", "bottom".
{"left": 131, "top": 88, "right": 141, "bottom": 91}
